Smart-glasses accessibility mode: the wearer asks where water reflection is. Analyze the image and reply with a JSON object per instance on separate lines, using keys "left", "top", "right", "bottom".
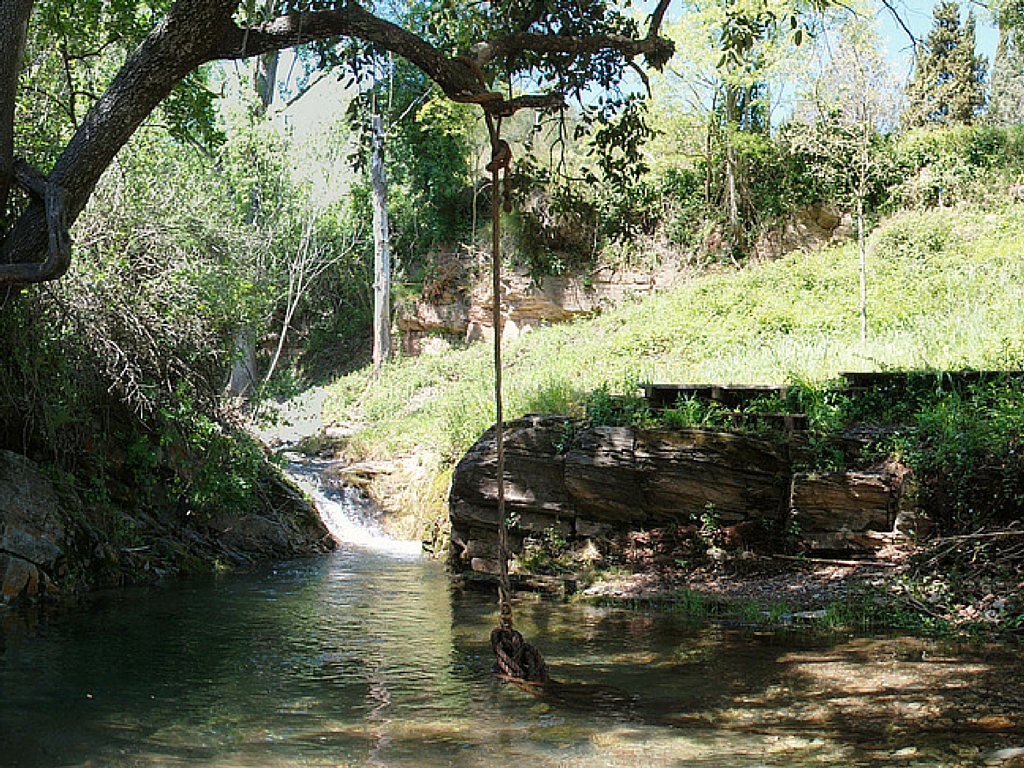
{"left": 1, "top": 550, "right": 1022, "bottom": 767}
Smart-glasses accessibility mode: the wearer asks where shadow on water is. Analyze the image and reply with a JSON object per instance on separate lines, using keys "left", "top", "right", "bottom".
{"left": 2, "top": 533, "right": 1023, "bottom": 766}
{"left": 460, "top": 594, "right": 1024, "bottom": 765}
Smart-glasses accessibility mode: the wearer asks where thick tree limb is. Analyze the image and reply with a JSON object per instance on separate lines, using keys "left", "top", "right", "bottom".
{"left": 1, "top": 0, "right": 242, "bottom": 281}
{"left": 0, "top": 0, "right": 36, "bottom": 217}
{"left": 0, "top": 161, "right": 71, "bottom": 283}
{"left": 216, "top": 5, "right": 465, "bottom": 92}
{"left": 468, "top": 30, "right": 674, "bottom": 69}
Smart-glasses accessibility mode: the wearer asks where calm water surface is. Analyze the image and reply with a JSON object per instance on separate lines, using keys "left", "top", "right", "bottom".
{"left": 2, "top": 488, "right": 1023, "bottom": 767}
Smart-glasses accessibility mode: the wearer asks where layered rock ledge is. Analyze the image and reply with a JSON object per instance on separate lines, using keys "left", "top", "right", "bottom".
{"left": 449, "top": 415, "right": 923, "bottom": 576}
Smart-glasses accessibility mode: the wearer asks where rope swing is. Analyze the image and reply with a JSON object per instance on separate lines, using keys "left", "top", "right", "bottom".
{"left": 482, "top": 107, "right": 549, "bottom": 685}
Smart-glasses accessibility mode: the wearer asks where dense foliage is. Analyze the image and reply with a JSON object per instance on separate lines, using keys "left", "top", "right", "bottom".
{"left": 903, "top": 1, "right": 988, "bottom": 128}
{"left": 0, "top": 128, "right": 279, "bottom": 546}
{"left": 4, "top": 0, "right": 1024, "bottom": 583}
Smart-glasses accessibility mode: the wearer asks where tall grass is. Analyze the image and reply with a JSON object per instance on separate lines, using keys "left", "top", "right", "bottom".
{"left": 322, "top": 202, "right": 1024, "bottom": 533}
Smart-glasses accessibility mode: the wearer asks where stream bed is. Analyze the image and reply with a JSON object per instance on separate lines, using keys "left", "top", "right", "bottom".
{"left": 2, "top": 480, "right": 1023, "bottom": 767}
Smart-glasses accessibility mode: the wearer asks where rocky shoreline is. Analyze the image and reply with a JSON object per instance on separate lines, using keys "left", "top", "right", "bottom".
{"left": 0, "top": 447, "right": 334, "bottom": 608}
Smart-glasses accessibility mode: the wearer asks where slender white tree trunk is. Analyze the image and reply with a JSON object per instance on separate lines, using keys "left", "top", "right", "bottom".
{"left": 371, "top": 112, "right": 391, "bottom": 373}
{"left": 858, "top": 137, "right": 869, "bottom": 344}
{"left": 858, "top": 193, "right": 867, "bottom": 343}
{"left": 226, "top": 52, "right": 278, "bottom": 399}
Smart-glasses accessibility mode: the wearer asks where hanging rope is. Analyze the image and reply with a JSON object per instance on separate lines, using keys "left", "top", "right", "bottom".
{"left": 482, "top": 107, "right": 549, "bottom": 685}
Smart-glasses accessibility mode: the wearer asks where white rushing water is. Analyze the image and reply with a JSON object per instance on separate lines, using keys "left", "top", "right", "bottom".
{"left": 288, "top": 465, "right": 423, "bottom": 558}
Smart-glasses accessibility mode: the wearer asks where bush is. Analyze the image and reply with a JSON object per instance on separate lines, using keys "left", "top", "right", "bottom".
{"left": 890, "top": 125, "right": 1024, "bottom": 209}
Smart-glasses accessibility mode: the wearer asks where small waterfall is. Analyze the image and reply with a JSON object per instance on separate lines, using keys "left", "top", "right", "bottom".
{"left": 287, "top": 463, "right": 422, "bottom": 558}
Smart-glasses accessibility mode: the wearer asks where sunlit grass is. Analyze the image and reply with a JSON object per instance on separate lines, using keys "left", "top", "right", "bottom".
{"left": 324, "top": 203, "right": 1024, "bottom": 475}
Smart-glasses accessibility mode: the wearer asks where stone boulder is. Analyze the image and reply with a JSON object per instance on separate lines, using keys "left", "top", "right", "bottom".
{"left": 564, "top": 426, "right": 643, "bottom": 522}
{"left": 450, "top": 417, "right": 795, "bottom": 573}
{"left": 0, "top": 451, "right": 72, "bottom": 605}
{"left": 790, "top": 470, "right": 895, "bottom": 551}
{"left": 449, "top": 416, "right": 918, "bottom": 575}
{"left": 636, "top": 429, "right": 788, "bottom": 523}
{"left": 450, "top": 415, "right": 576, "bottom": 565}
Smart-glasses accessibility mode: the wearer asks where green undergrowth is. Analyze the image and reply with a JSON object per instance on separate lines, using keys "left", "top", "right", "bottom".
{"left": 578, "top": 588, "right": 894, "bottom": 630}
{"left": 323, "top": 202, "right": 1024, "bottom": 535}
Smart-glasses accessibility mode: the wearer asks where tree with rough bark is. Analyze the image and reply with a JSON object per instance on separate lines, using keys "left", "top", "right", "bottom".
{"left": 0, "top": 0, "right": 677, "bottom": 286}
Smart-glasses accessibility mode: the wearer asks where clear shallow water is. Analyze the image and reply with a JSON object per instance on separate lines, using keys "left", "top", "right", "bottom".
{"left": 2, "top": 499, "right": 1023, "bottom": 767}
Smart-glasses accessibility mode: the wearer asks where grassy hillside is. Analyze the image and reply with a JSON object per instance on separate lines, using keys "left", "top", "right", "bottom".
{"left": 324, "top": 203, "right": 1024, "bottom": 469}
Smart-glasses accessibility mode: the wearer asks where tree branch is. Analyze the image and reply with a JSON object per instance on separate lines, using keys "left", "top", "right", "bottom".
{"left": 214, "top": 5, "right": 477, "bottom": 98}
{"left": 0, "top": 161, "right": 71, "bottom": 283}
{"left": 1, "top": 0, "right": 241, "bottom": 281}
{"left": 0, "top": 0, "right": 36, "bottom": 218}
{"left": 0, "top": 0, "right": 676, "bottom": 282}
{"left": 648, "top": 0, "right": 673, "bottom": 39}
{"left": 468, "top": 29, "right": 674, "bottom": 69}
{"left": 215, "top": 5, "right": 674, "bottom": 104}
{"left": 878, "top": 0, "right": 919, "bottom": 53}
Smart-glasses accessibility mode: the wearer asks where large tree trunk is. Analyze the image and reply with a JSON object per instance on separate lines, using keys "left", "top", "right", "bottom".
{"left": 0, "top": 0, "right": 34, "bottom": 218}
{"left": 371, "top": 113, "right": 391, "bottom": 373}
{"left": 0, "top": 0, "right": 241, "bottom": 280}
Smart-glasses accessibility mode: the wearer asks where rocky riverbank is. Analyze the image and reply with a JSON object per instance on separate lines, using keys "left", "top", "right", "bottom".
{"left": 448, "top": 414, "right": 920, "bottom": 571}
{"left": 449, "top": 414, "right": 1024, "bottom": 635}
{"left": 0, "top": 447, "right": 334, "bottom": 608}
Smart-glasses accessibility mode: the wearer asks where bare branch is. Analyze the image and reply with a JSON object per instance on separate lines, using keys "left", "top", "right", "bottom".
{"left": 629, "top": 60, "right": 652, "bottom": 96}
{"left": 878, "top": 0, "right": 919, "bottom": 53}
{"left": 281, "top": 69, "right": 333, "bottom": 110}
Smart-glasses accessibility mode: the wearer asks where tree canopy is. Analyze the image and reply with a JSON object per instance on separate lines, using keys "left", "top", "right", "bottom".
{"left": 903, "top": 0, "right": 987, "bottom": 128}
{"left": 0, "top": 0, "right": 676, "bottom": 285}
{"left": 989, "top": 0, "right": 1024, "bottom": 125}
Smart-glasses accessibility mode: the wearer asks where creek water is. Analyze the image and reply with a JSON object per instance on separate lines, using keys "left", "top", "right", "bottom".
{"left": 2, "top": 475, "right": 1023, "bottom": 767}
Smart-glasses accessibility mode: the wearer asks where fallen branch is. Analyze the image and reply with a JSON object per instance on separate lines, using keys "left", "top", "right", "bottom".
{"left": 899, "top": 595, "right": 946, "bottom": 621}
{"left": 773, "top": 554, "right": 899, "bottom": 568}
{"left": 927, "top": 530, "right": 1024, "bottom": 544}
